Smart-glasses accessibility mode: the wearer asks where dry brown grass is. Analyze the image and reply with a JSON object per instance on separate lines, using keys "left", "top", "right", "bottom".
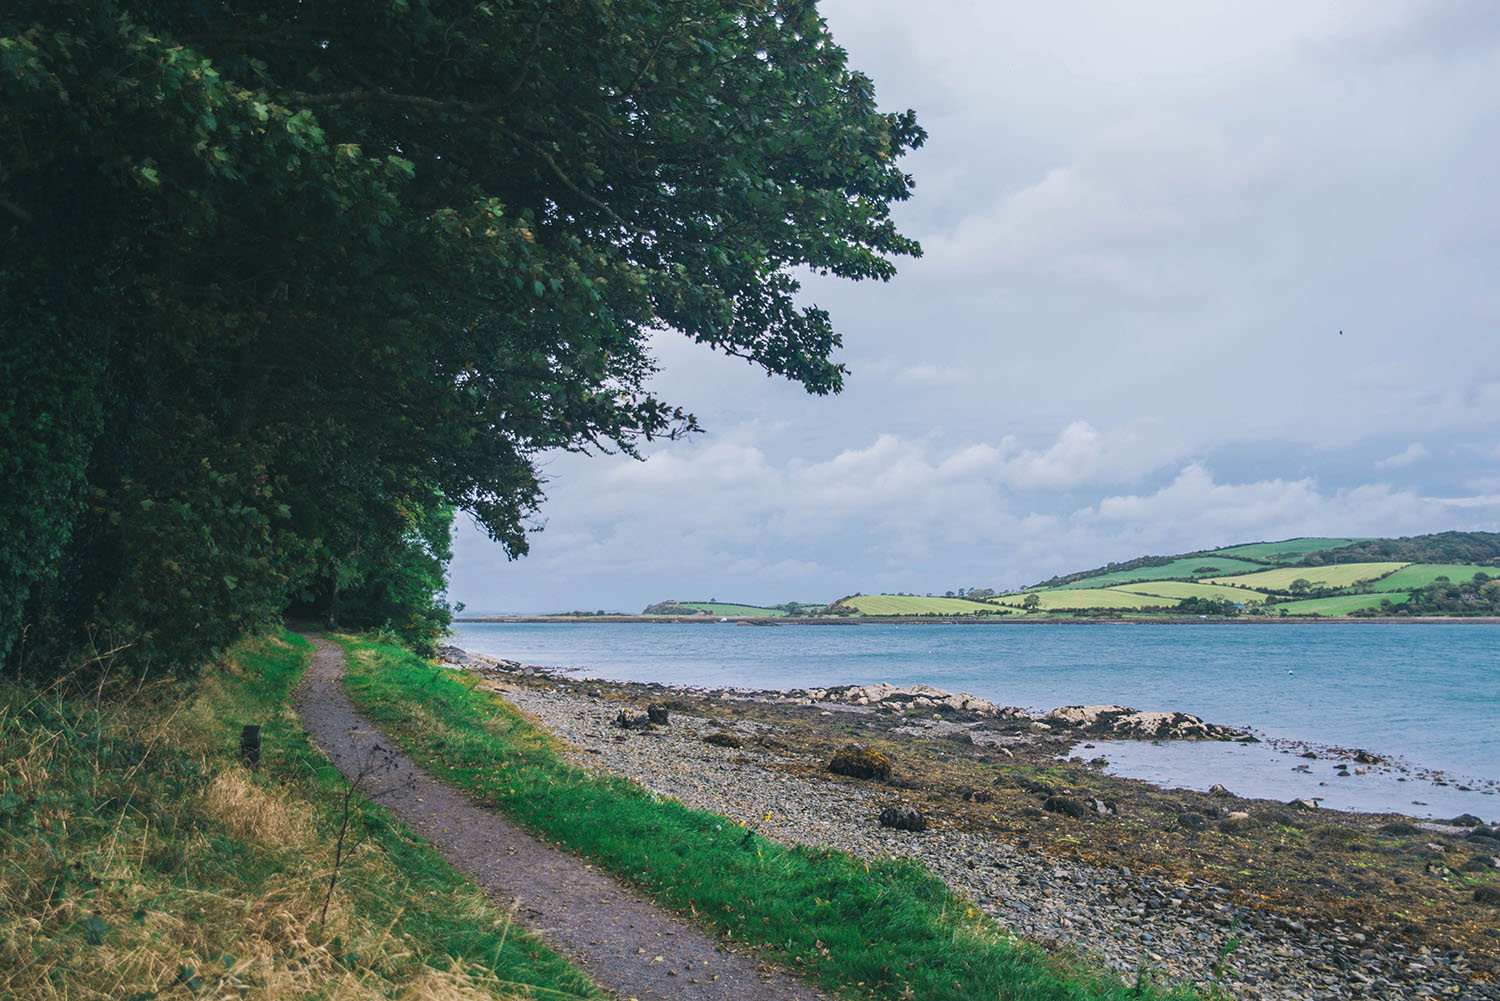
{"left": 0, "top": 635, "right": 595, "bottom": 1001}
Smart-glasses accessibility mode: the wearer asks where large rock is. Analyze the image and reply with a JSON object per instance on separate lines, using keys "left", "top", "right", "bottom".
{"left": 828, "top": 744, "right": 894, "bottom": 781}
{"left": 878, "top": 805, "right": 927, "bottom": 832}
{"left": 1043, "top": 795, "right": 1087, "bottom": 819}
{"left": 1474, "top": 885, "right": 1500, "bottom": 907}
{"left": 1044, "top": 705, "right": 1249, "bottom": 741}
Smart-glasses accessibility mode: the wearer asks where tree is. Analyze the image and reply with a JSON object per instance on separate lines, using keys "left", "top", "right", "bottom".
{"left": 1022, "top": 593, "right": 1041, "bottom": 611}
{"left": 1, "top": 1, "right": 923, "bottom": 673}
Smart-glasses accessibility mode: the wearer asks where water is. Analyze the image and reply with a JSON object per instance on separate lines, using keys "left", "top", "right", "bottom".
{"left": 451, "top": 621, "right": 1500, "bottom": 821}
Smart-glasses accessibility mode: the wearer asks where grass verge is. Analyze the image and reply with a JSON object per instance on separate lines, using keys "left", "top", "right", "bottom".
{"left": 339, "top": 633, "right": 1200, "bottom": 1001}
{"left": 0, "top": 629, "right": 602, "bottom": 1001}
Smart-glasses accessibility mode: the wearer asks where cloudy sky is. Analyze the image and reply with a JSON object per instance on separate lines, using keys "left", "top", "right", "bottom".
{"left": 451, "top": 0, "right": 1500, "bottom": 614}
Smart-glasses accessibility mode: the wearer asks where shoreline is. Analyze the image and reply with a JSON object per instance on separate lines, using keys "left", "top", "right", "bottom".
{"left": 444, "top": 646, "right": 1500, "bottom": 999}
{"left": 456, "top": 614, "right": 1500, "bottom": 625}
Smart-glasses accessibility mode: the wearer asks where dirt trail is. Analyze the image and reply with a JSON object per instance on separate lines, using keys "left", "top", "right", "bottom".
{"left": 293, "top": 634, "right": 824, "bottom": 1001}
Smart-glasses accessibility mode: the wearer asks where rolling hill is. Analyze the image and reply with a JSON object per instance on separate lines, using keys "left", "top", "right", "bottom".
{"left": 648, "top": 532, "right": 1500, "bottom": 620}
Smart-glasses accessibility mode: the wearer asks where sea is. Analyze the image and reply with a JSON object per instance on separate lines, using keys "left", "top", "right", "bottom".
{"left": 451, "top": 621, "right": 1500, "bottom": 823}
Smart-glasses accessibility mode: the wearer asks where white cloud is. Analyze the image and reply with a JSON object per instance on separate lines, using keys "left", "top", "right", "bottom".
{"left": 1375, "top": 442, "right": 1430, "bottom": 469}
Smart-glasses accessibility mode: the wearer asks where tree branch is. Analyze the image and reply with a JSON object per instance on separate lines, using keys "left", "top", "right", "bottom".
{"left": 280, "top": 87, "right": 506, "bottom": 115}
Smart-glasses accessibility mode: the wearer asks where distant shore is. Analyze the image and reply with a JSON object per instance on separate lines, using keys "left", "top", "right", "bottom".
{"left": 456, "top": 613, "right": 1500, "bottom": 625}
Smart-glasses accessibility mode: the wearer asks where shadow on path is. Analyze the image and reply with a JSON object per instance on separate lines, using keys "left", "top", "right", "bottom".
{"left": 293, "top": 633, "right": 824, "bottom": 1001}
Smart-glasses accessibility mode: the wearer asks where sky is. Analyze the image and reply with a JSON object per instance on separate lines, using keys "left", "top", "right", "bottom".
{"left": 451, "top": 0, "right": 1500, "bottom": 614}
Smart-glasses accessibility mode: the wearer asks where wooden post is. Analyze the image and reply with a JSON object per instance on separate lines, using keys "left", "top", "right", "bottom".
{"left": 240, "top": 724, "right": 261, "bottom": 769}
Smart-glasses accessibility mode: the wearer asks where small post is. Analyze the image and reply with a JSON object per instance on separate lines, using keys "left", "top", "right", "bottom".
{"left": 240, "top": 724, "right": 262, "bottom": 769}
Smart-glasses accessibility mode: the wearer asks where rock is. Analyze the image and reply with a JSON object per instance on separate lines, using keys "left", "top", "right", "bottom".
{"left": 1379, "top": 822, "right": 1421, "bottom": 836}
{"left": 1219, "top": 812, "right": 1255, "bottom": 834}
{"left": 1084, "top": 796, "right": 1117, "bottom": 816}
{"left": 1287, "top": 798, "right": 1319, "bottom": 810}
{"left": 1446, "top": 813, "right": 1484, "bottom": 827}
{"left": 828, "top": 744, "right": 893, "bottom": 781}
{"left": 878, "top": 805, "right": 927, "bottom": 832}
{"left": 1015, "top": 777, "right": 1056, "bottom": 797}
{"left": 1209, "top": 783, "right": 1232, "bottom": 797}
{"left": 1459, "top": 856, "right": 1496, "bottom": 873}
{"left": 1466, "top": 833, "right": 1500, "bottom": 853}
{"left": 586, "top": 687, "right": 603, "bottom": 698}
{"left": 614, "top": 709, "right": 655, "bottom": 730}
{"left": 703, "top": 732, "right": 743, "bottom": 748}
{"left": 1178, "top": 811, "right": 1209, "bottom": 831}
{"left": 1473, "top": 885, "right": 1500, "bottom": 906}
{"left": 1299, "top": 751, "right": 1318, "bottom": 759}
{"left": 1353, "top": 749, "right": 1380, "bottom": 764}
{"left": 960, "top": 788, "right": 992, "bottom": 804}
{"left": 646, "top": 703, "right": 670, "bottom": 725}
{"left": 1089, "top": 757, "right": 1109, "bottom": 767}
{"left": 1043, "top": 704, "right": 1247, "bottom": 741}
{"left": 1043, "top": 795, "right": 1087, "bottom": 819}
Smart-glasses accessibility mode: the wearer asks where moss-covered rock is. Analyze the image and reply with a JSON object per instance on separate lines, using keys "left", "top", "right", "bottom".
{"left": 828, "top": 743, "right": 893, "bottom": 781}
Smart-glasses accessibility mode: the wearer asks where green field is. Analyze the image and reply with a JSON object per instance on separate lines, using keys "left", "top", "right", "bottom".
{"left": 1204, "top": 562, "right": 1408, "bottom": 591}
{"left": 1054, "top": 556, "right": 1266, "bottom": 588}
{"left": 1272, "top": 592, "right": 1410, "bottom": 616}
{"left": 1363, "top": 564, "right": 1494, "bottom": 591}
{"left": 676, "top": 601, "right": 788, "bottom": 617}
{"left": 1209, "top": 538, "right": 1365, "bottom": 561}
{"left": 1111, "top": 580, "right": 1271, "bottom": 603}
{"left": 993, "top": 588, "right": 1169, "bottom": 611}
{"left": 842, "top": 594, "right": 1016, "bottom": 616}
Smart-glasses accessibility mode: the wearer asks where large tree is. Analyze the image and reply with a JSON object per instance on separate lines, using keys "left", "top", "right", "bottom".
{"left": 0, "top": 0, "right": 923, "bottom": 671}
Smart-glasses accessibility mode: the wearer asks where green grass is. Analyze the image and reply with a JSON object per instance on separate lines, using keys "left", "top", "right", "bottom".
{"left": 1052, "top": 556, "right": 1266, "bottom": 588}
{"left": 1270, "top": 592, "right": 1411, "bottom": 616}
{"left": 1203, "top": 562, "right": 1408, "bottom": 591}
{"left": 841, "top": 594, "right": 1016, "bottom": 616}
{"left": 992, "top": 588, "right": 1169, "bottom": 611}
{"left": 0, "top": 631, "right": 600, "bottom": 1001}
{"left": 675, "top": 601, "right": 788, "bottom": 617}
{"left": 1209, "top": 538, "right": 1365, "bottom": 561}
{"left": 1364, "top": 564, "right": 1494, "bottom": 591}
{"left": 1110, "top": 580, "right": 1271, "bottom": 603}
{"left": 339, "top": 635, "right": 1195, "bottom": 1001}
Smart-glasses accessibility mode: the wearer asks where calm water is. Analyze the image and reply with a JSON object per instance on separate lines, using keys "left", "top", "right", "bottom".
{"left": 451, "top": 621, "right": 1500, "bottom": 821}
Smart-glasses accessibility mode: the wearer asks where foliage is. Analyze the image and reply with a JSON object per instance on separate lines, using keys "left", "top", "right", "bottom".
{"left": 0, "top": 630, "right": 600, "bottom": 1000}
{"left": 339, "top": 634, "right": 1199, "bottom": 1001}
{"left": 1391, "top": 577, "right": 1500, "bottom": 616}
{"left": 1307, "top": 532, "right": 1500, "bottom": 567}
{"left": 1, "top": 0, "right": 923, "bottom": 674}
{"left": 1048, "top": 557, "right": 1266, "bottom": 589}
{"left": 1172, "top": 596, "right": 1240, "bottom": 616}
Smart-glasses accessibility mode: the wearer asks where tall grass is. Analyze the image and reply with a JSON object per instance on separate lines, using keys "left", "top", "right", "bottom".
{"left": 341, "top": 634, "right": 1198, "bottom": 1001}
{"left": 0, "top": 631, "right": 601, "bottom": 1001}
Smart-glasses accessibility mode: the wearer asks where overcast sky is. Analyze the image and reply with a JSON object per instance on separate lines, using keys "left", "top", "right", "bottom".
{"left": 451, "top": 0, "right": 1500, "bottom": 614}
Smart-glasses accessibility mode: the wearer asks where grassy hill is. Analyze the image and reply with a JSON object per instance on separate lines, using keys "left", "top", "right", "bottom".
{"left": 791, "top": 532, "right": 1500, "bottom": 620}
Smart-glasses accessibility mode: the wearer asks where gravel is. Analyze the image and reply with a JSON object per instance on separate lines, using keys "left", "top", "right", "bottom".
{"left": 495, "top": 678, "right": 1500, "bottom": 1001}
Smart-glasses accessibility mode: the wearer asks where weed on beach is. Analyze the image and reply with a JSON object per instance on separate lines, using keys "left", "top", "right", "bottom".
{"left": 0, "top": 630, "right": 600, "bottom": 1001}
{"left": 340, "top": 633, "right": 1202, "bottom": 1001}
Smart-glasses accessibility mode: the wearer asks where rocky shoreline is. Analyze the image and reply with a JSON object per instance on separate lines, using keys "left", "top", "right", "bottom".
{"left": 439, "top": 647, "right": 1500, "bottom": 999}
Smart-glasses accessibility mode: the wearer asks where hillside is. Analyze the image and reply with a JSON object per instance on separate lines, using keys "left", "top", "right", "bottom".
{"left": 652, "top": 532, "right": 1500, "bottom": 620}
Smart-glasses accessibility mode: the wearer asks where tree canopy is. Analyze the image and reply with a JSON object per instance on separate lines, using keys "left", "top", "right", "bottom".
{"left": 0, "top": 0, "right": 922, "bottom": 672}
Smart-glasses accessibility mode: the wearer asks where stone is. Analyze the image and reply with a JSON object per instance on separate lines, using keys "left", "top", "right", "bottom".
{"left": 1446, "top": 813, "right": 1484, "bottom": 827}
{"left": 1084, "top": 796, "right": 1118, "bottom": 816}
{"left": 1209, "top": 783, "right": 1232, "bottom": 797}
{"left": 1287, "top": 798, "right": 1319, "bottom": 810}
{"left": 586, "top": 687, "right": 603, "bottom": 698}
{"left": 1178, "top": 811, "right": 1209, "bottom": 831}
{"left": 1219, "top": 812, "right": 1255, "bottom": 834}
{"left": 703, "top": 732, "right": 743, "bottom": 748}
{"left": 1473, "top": 885, "right": 1500, "bottom": 906}
{"left": 1379, "top": 822, "right": 1421, "bottom": 836}
{"left": 828, "top": 743, "right": 894, "bottom": 781}
{"left": 878, "top": 805, "right": 927, "bottom": 832}
{"left": 960, "top": 788, "right": 992, "bottom": 804}
{"left": 1043, "top": 795, "right": 1087, "bottom": 819}
{"left": 646, "top": 703, "right": 670, "bottom": 725}
{"left": 1459, "top": 856, "right": 1496, "bottom": 873}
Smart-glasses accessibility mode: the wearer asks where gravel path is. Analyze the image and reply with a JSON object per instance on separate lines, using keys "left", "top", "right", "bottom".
{"left": 293, "top": 635, "right": 825, "bottom": 1001}
{"left": 496, "top": 678, "right": 1500, "bottom": 1001}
